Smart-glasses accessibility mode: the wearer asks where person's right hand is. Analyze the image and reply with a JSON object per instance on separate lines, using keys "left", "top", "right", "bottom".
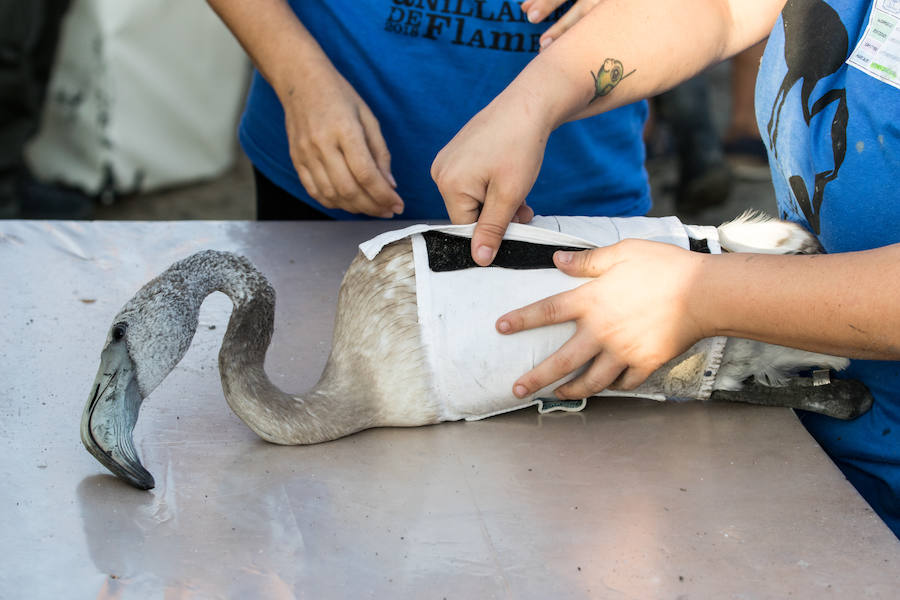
{"left": 277, "top": 60, "right": 404, "bottom": 218}
{"left": 496, "top": 239, "right": 708, "bottom": 399}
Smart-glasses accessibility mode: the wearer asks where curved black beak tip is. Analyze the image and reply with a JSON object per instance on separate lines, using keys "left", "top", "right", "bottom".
{"left": 122, "top": 467, "right": 156, "bottom": 491}
{"left": 93, "top": 462, "right": 156, "bottom": 490}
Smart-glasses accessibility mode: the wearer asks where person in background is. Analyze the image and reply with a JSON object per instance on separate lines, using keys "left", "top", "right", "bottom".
{"left": 433, "top": 0, "right": 900, "bottom": 537}
{"left": 648, "top": 73, "right": 733, "bottom": 214}
{"left": 724, "top": 41, "right": 772, "bottom": 180}
{"left": 206, "top": 0, "right": 651, "bottom": 221}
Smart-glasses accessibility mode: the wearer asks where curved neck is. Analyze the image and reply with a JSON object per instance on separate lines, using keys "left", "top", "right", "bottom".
{"left": 188, "top": 253, "right": 370, "bottom": 444}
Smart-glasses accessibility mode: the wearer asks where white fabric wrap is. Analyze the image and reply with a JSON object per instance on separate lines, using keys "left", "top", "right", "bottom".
{"left": 359, "top": 216, "right": 728, "bottom": 422}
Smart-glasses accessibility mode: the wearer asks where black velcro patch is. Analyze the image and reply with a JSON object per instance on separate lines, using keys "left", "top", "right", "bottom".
{"left": 689, "top": 237, "right": 711, "bottom": 253}
{"left": 422, "top": 230, "right": 586, "bottom": 272}
{"left": 423, "top": 231, "right": 712, "bottom": 271}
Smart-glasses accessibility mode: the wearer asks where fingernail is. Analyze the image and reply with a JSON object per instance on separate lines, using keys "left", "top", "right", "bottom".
{"left": 475, "top": 245, "right": 495, "bottom": 265}
{"left": 527, "top": 9, "right": 540, "bottom": 23}
{"left": 387, "top": 172, "right": 397, "bottom": 188}
{"left": 540, "top": 36, "right": 553, "bottom": 49}
{"left": 392, "top": 203, "right": 404, "bottom": 214}
{"left": 514, "top": 384, "right": 528, "bottom": 398}
{"left": 497, "top": 319, "right": 511, "bottom": 333}
{"left": 380, "top": 211, "right": 394, "bottom": 219}
{"left": 556, "top": 251, "right": 573, "bottom": 264}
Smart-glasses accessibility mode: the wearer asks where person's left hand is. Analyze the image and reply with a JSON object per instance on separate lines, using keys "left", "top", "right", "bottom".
{"left": 521, "top": 0, "right": 603, "bottom": 50}
{"left": 431, "top": 89, "right": 546, "bottom": 265}
{"left": 496, "top": 239, "right": 710, "bottom": 399}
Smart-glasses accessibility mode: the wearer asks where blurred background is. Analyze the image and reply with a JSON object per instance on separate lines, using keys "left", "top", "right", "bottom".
{"left": 1, "top": 0, "right": 776, "bottom": 225}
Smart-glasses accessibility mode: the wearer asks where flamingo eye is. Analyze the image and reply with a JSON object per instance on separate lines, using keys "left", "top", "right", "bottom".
{"left": 111, "top": 324, "right": 127, "bottom": 342}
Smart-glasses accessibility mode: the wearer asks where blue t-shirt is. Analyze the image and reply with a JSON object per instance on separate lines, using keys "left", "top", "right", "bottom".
{"left": 757, "top": 0, "right": 900, "bottom": 536}
{"left": 239, "top": 0, "right": 650, "bottom": 220}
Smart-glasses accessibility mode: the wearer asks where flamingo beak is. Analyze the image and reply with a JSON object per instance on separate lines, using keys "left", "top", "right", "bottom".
{"left": 80, "top": 340, "right": 155, "bottom": 490}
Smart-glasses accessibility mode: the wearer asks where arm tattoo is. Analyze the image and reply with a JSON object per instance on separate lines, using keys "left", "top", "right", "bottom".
{"left": 589, "top": 58, "right": 635, "bottom": 104}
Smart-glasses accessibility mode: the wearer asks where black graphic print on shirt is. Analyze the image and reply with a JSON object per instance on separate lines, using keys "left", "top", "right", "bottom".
{"left": 768, "top": 0, "right": 850, "bottom": 234}
{"left": 384, "top": 0, "right": 573, "bottom": 53}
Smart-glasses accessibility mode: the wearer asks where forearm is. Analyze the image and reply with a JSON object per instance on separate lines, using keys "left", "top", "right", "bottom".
{"left": 500, "top": 0, "right": 784, "bottom": 130}
{"left": 206, "top": 0, "right": 329, "bottom": 100}
{"left": 694, "top": 245, "right": 900, "bottom": 360}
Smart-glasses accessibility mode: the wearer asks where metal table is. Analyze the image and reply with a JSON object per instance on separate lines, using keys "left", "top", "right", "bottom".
{"left": 1, "top": 220, "right": 897, "bottom": 599}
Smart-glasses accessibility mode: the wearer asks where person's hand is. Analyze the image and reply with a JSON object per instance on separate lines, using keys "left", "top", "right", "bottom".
{"left": 431, "top": 89, "right": 551, "bottom": 265}
{"left": 278, "top": 58, "right": 403, "bottom": 218}
{"left": 496, "top": 240, "right": 710, "bottom": 399}
{"left": 521, "top": 0, "right": 603, "bottom": 50}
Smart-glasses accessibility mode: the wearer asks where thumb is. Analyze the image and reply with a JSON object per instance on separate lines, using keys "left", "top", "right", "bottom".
{"left": 553, "top": 245, "right": 618, "bottom": 277}
{"left": 471, "top": 186, "right": 522, "bottom": 266}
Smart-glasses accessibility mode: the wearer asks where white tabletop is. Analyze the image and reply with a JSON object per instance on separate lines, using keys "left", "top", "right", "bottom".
{"left": 1, "top": 220, "right": 897, "bottom": 599}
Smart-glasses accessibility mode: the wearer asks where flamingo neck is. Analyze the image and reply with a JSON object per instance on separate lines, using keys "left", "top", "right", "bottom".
{"left": 191, "top": 253, "right": 370, "bottom": 444}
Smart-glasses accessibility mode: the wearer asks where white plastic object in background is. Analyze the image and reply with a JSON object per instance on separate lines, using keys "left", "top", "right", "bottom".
{"left": 24, "top": 0, "right": 249, "bottom": 197}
